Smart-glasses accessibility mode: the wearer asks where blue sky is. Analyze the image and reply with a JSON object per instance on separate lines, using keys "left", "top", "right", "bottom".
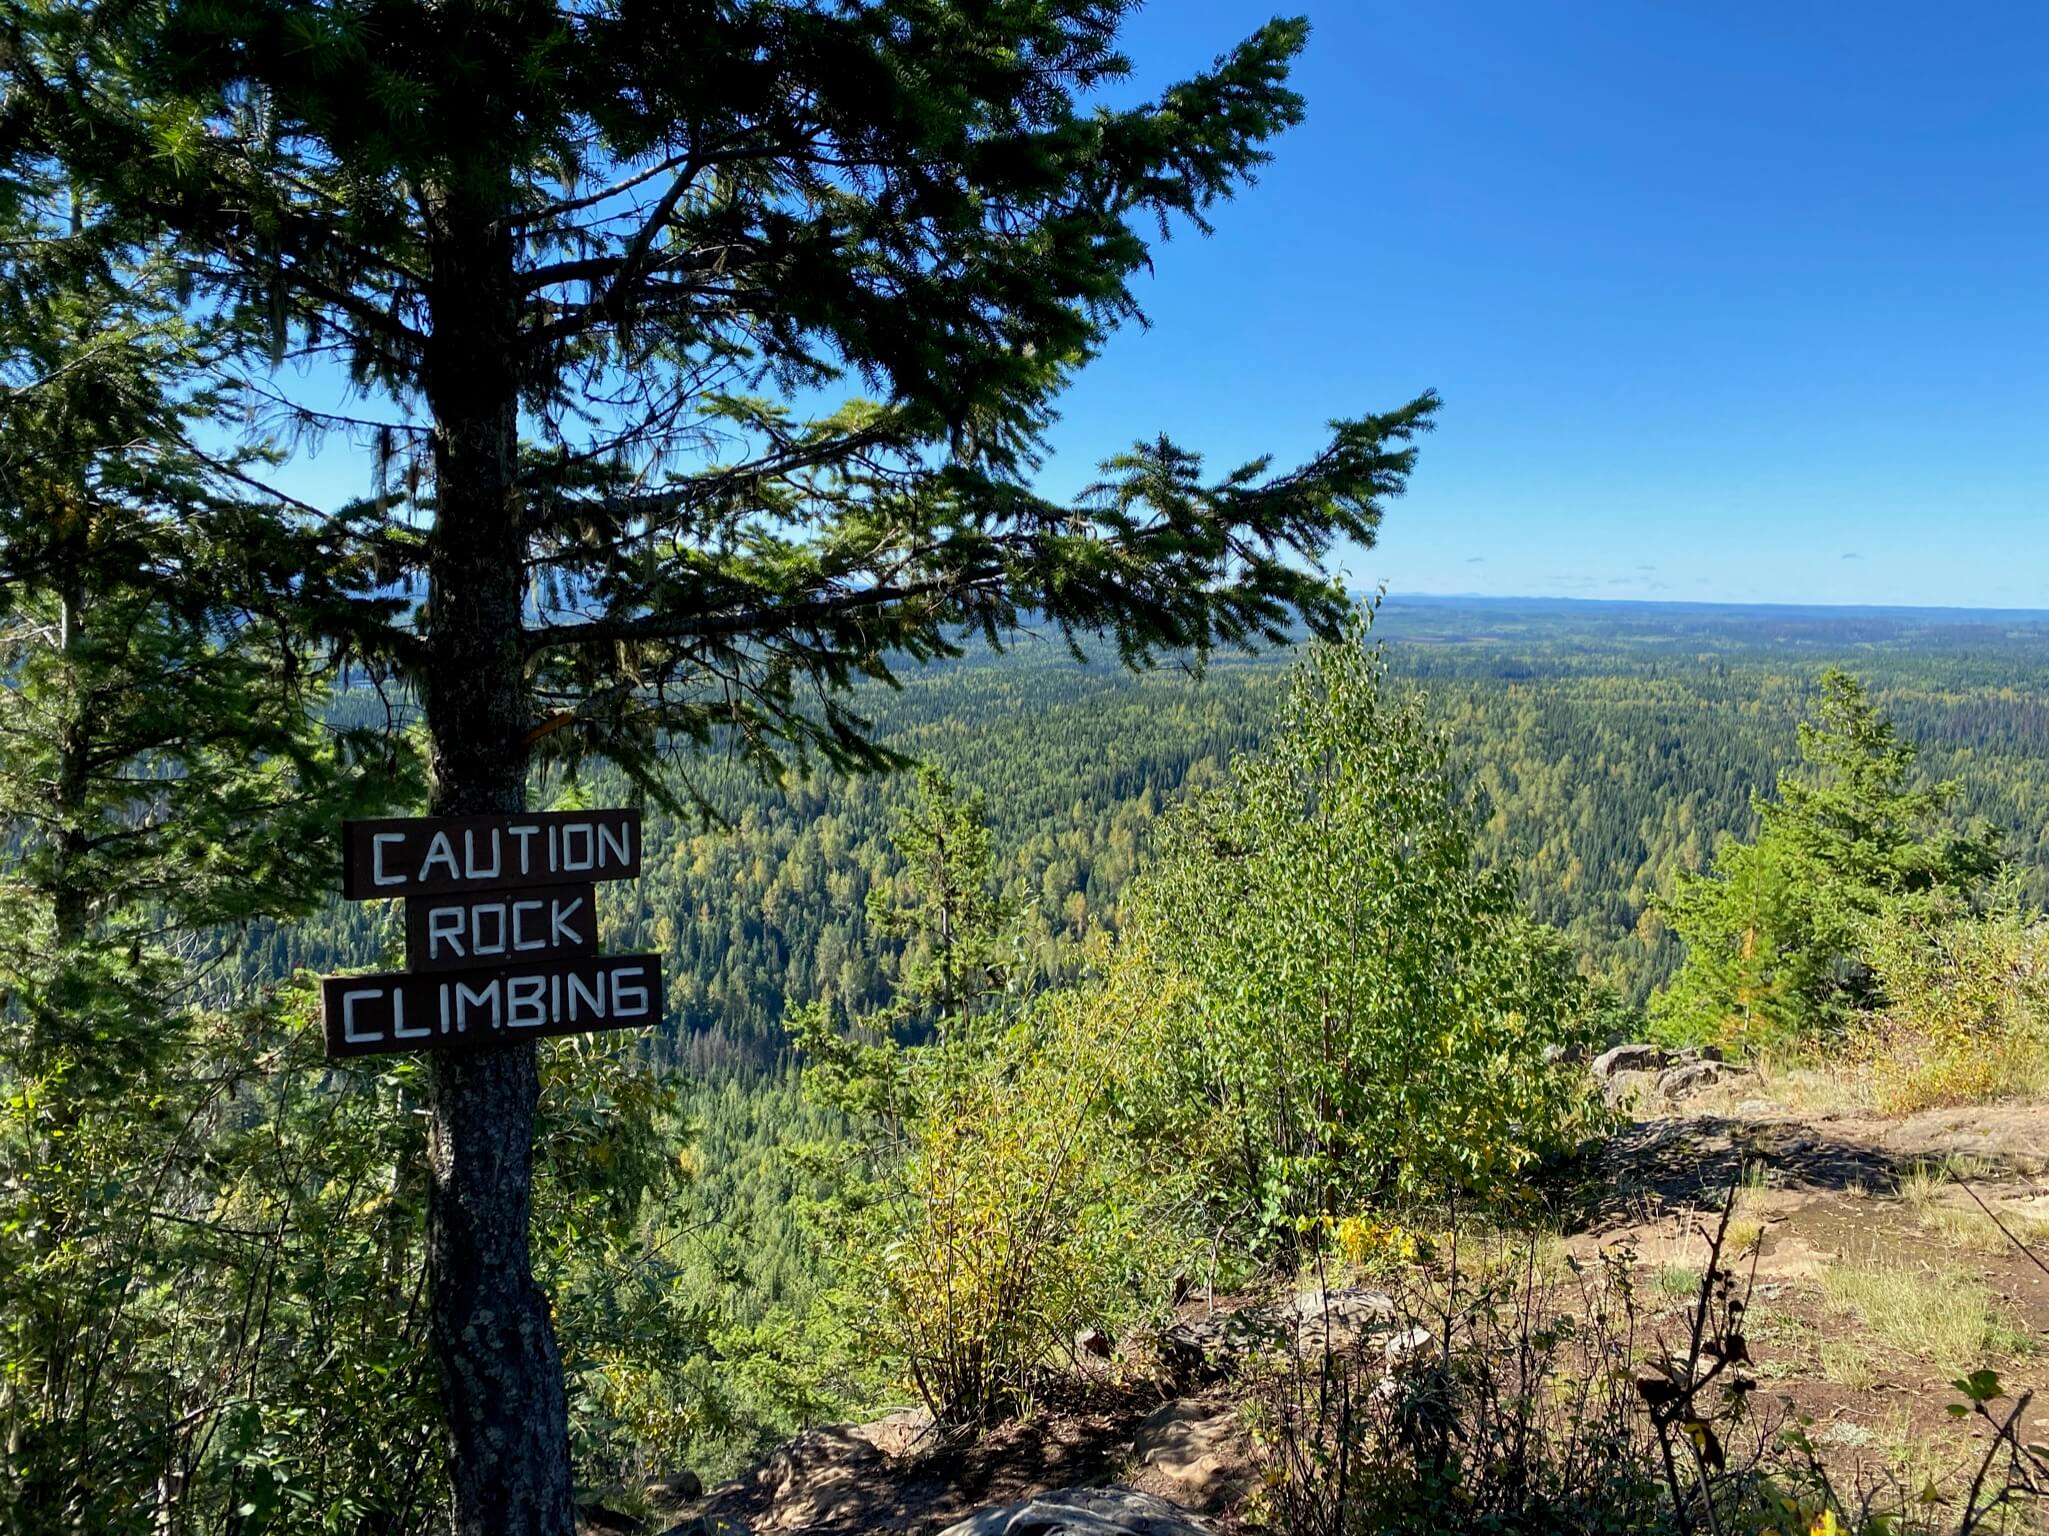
{"left": 267, "top": 3, "right": 2049, "bottom": 609}
{"left": 1032, "top": 2, "right": 2049, "bottom": 608}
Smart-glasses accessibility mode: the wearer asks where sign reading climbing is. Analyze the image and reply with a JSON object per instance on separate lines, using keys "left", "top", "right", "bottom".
{"left": 322, "top": 809, "right": 661, "bottom": 1059}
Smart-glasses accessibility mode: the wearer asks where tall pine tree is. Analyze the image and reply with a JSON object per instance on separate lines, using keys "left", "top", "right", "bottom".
{"left": 1, "top": 6, "right": 1435, "bottom": 1528}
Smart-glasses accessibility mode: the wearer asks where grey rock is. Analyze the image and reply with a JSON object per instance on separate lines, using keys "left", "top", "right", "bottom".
{"left": 939, "top": 1486, "right": 1212, "bottom": 1536}
{"left": 710, "top": 1424, "right": 882, "bottom": 1532}
{"left": 1659, "top": 1060, "right": 1739, "bottom": 1098}
{"left": 1153, "top": 1310, "right": 1281, "bottom": 1386}
{"left": 648, "top": 1468, "right": 704, "bottom": 1507}
{"left": 1382, "top": 1324, "right": 1439, "bottom": 1366}
{"left": 1288, "top": 1286, "right": 1396, "bottom": 1330}
{"left": 1593, "top": 1043, "right": 1668, "bottom": 1080}
{"left": 1601, "top": 1068, "right": 1659, "bottom": 1107}
{"left": 850, "top": 1406, "right": 934, "bottom": 1458}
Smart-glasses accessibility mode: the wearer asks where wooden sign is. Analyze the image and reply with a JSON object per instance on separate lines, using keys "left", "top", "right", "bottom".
{"left": 322, "top": 954, "right": 663, "bottom": 1058}
{"left": 324, "top": 805, "right": 660, "bottom": 1058}
{"left": 341, "top": 809, "right": 641, "bottom": 899}
{"left": 406, "top": 883, "right": 598, "bottom": 973}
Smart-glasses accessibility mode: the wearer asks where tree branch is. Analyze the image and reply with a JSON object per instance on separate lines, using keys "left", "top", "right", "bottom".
{"left": 521, "top": 563, "right": 1006, "bottom": 655}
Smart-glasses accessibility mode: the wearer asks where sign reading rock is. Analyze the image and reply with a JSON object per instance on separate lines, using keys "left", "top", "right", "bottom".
{"left": 406, "top": 882, "right": 597, "bottom": 972}
{"left": 323, "top": 809, "right": 660, "bottom": 1058}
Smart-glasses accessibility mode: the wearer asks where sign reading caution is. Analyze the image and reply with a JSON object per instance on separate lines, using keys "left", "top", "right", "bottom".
{"left": 323, "top": 809, "right": 662, "bottom": 1058}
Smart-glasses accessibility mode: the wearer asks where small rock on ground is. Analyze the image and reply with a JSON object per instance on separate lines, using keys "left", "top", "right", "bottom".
{"left": 938, "top": 1486, "right": 1211, "bottom": 1536}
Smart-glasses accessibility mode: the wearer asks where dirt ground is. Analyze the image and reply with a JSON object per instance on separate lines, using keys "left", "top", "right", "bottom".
{"left": 1568, "top": 1099, "right": 2049, "bottom": 1501}
{"left": 655, "top": 1097, "right": 2049, "bottom": 1536}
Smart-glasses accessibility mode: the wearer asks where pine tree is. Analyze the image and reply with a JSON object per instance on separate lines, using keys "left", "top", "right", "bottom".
{"left": 1, "top": 7, "right": 1435, "bottom": 1526}
{"left": 1654, "top": 669, "right": 2003, "bottom": 1046}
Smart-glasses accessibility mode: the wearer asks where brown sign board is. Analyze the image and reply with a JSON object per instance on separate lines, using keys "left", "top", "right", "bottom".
{"left": 322, "top": 953, "right": 663, "bottom": 1058}
{"left": 341, "top": 809, "right": 642, "bottom": 900}
{"left": 405, "top": 883, "right": 598, "bottom": 973}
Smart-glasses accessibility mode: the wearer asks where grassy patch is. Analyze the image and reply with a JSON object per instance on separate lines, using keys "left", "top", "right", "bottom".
{"left": 1818, "top": 1256, "right": 2034, "bottom": 1372}
{"left": 1723, "top": 1217, "right": 1765, "bottom": 1256}
{"left": 1744, "top": 1304, "right": 1817, "bottom": 1381}
{"left": 1894, "top": 1158, "right": 2049, "bottom": 1256}
{"left": 1652, "top": 1265, "right": 1703, "bottom": 1302}
{"left": 1818, "top": 1333, "right": 1880, "bottom": 1389}
{"left": 1919, "top": 1201, "right": 2049, "bottom": 1256}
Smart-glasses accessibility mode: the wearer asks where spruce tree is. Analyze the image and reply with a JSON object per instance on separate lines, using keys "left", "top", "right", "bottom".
{"left": 0, "top": 166, "right": 399, "bottom": 1526}
{"left": 1, "top": 6, "right": 1435, "bottom": 1528}
{"left": 1655, "top": 669, "right": 2003, "bottom": 1045}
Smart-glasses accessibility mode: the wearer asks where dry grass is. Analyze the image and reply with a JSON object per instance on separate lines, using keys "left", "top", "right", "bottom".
{"left": 1863, "top": 1029, "right": 2049, "bottom": 1119}
{"left": 1895, "top": 1158, "right": 2049, "bottom": 1256}
{"left": 1817, "top": 1254, "right": 2034, "bottom": 1373}
{"left": 1702, "top": 1057, "right": 1882, "bottom": 1118}
{"left": 1665, "top": 1031, "right": 2049, "bottom": 1123}
{"left": 1818, "top": 1333, "right": 1881, "bottom": 1389}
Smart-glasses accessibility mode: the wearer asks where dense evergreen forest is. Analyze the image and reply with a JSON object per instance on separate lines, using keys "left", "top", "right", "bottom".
{"left": 246, "top": 596, "right": 2049, "bottom": 1064}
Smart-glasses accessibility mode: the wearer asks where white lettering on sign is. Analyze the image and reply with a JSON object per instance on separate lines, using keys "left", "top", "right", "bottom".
{"left": 551, "top": 901, "right": 584, "bottom": 946}
{"left": 401, "top": 821, "right": 631, "bottom": 885}
{"left": 471, "top": 902, "right": 506, "bottom": 958}
{"left": 416, "top": 891, "right": 590, "bottom": 965}
{"left": 454, "top": 977, "right": 498, "bottom": 1031}
{"left": 429, "top": 969, "right": 655, "bottom": 1032}
{"left": 421, "top": 831, "right": 461, "bottom": 882}
{"left": 342, "top": 811, "right": 641, "bottom": 900}
{"left": 322, "top": 956, "right": 662, "bottom": 1056}
{"left": 508, "top": 973, "right": 548, "bottom": 1026}
{"left": 342, "top": 987, "right": 386, "bottom": 1043}
{"left": 429, "top": 905, "right": 465, "bottom": 956}
{"left": 394, "top": 993, "right": 430, "bottom": 1039}
{"left": 612, "top": 966, "right": 651, "bottom": 1016}
{"left": 562, "top": 822, "right": 593, "bottom": 871}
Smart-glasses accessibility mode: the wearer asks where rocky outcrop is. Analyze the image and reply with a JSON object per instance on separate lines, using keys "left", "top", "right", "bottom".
{"left": 1132, "top": 1401, "right": 1251, "bottom": 1510}
{"left": 1657, "top": 1059, "right": 1734, "bottom": 1098}
{"left": 1285, "top": 1286, "right": 1396, "bottom": 1354}
{"left": 686, "top": 1408, "right": 937, "bottom": 1531}
{"left": 1596, "top": 1043, "right": 1749, "bottom": 1104}
{"left": 938, "top": 1487, "right": 1211, "bottom": 1536}
{"left": 1147, "top": 1286, "right": 1394, "bottom": 1387}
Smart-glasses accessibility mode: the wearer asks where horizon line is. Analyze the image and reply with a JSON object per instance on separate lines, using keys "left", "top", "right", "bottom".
{"left": 1371, "top": 590, "right": 2049, "bottom": 618}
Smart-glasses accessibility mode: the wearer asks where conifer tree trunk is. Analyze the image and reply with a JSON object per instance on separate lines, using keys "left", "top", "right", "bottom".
{"left": 418, "top": 196, "right": 576, "bottom": 1536}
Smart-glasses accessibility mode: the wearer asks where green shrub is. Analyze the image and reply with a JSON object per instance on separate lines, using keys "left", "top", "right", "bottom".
{"left": 799, "top": 768, "right": 1188, "bottom": 1425}
{"left": 1853, "top": 882, "right": 2049, "bottom": 1114}
{"left": 831, "top": 989, "right": 1184, "bottom": 1424}
{"left": 1112, "top": 614, "right": 1606, "bottom": 1251}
